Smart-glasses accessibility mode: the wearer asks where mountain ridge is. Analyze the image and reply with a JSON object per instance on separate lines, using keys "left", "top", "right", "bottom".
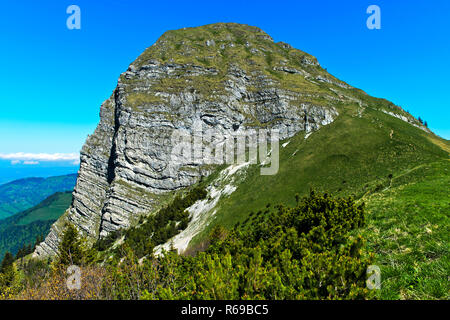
{"left": 0, "top": 191, "right": 72, "bottom": 258}
{"left": 0, "top": 174, "right": 76, "bottom": 220}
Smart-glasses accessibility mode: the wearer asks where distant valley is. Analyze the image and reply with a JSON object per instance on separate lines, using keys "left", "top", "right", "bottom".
{"left": 0, "top": 173, "right": 76, "bottom": 220}
{"left": 0, "top": 191, "right": 72, "bottom": 258}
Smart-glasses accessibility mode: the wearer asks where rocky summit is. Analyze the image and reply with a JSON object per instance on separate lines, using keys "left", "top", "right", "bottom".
{"left": 34, "top": 23, "right": 425, "bottom": 257}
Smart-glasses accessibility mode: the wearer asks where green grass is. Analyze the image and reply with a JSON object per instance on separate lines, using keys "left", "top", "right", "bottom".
{"left": 363, "top": 160, "right": 449, "bottom": 299}
{"left": 189, "top": 105, "right": 449, "bottom": 247}
{"left": 182, "top": 100, "right": 449, "bottom": 300}
{"left": 16, "top": 192, "right": 72, "bottom": 225}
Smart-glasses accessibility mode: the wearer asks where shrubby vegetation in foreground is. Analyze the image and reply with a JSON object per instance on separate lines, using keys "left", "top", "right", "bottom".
{"left": 0, "top": 191, "right": 375, "bottom": 300}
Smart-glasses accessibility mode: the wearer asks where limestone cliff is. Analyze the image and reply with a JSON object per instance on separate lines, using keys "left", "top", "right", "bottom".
{"left": 34, "top": 22, "right": 379, "bottom": 257}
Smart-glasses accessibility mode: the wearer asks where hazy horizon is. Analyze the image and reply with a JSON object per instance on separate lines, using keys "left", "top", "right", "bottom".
{"left": 1, "top": 0, "right": 449, "bottom": 184}
{"left": 0, "top": 160, "right": 79, "bottom": 185}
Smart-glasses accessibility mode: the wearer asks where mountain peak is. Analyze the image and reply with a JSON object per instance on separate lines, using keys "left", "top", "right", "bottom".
{"left": 160, "top": 22, "right": 274, "bottom": 44}
{"left": 132, "top": 22, "right": 321, "bottom": 73}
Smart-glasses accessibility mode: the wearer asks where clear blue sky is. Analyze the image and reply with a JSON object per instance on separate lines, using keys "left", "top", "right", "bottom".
{"left": 1, "top": 0, "right": 449, "bottom": 157}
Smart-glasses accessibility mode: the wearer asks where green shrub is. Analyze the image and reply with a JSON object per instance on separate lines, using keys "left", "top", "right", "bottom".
{"left": 112, "top": 191, "right": 375, "bottom": 300}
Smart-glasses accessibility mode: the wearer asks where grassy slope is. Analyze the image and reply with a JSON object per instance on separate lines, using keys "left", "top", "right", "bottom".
{"left": 190, "top": 104, "right": 448, "bottom": 245}
{"left": 363, "top": 160, "right": 449, "bottom": 299}
{"left": 0, "top": 192, "right": 72, "bottom": 257}
{"left": 0, "top": 174, "right": 77, "bottom": 220}
{"left": 16, "top": 192, "right": 72, "bottom": 225}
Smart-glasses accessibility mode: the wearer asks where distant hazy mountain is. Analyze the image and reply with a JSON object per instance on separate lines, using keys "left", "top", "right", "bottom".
{"left": 0, "top": 174, "right": 77, "bottom": 220}
{"left": 0, "top": 191, "right": 72, "bottom": 258}
{"left": 0, "top": 160, "right": 79, "bottom": 185}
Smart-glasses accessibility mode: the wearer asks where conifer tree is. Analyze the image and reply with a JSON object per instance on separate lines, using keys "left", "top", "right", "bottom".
{"left": 56, "top": 224, "right": 84, "bottom": 266}
{"left": 0, "top": 252, "right": 14, "bottom": 273}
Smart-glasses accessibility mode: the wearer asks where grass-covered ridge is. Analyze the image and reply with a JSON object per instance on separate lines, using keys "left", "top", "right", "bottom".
{"left": 178, "top": 110, "right": 448, "bottom": 299}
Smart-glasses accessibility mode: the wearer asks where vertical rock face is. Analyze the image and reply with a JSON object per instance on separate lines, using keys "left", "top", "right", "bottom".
{"left": 34, "top": 23, "right": 342, "bottom": 258}
{"left": 34, "top": 97, "right": 116, "bottom": 256}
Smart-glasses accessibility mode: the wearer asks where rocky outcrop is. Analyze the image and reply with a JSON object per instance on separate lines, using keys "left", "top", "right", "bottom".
{"left": 33, "top": 23, "right": 342, "bottom": 258}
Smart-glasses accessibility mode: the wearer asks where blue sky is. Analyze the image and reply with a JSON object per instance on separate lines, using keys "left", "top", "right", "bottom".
{"left": 0, "top": 0, "right": 449, "bottom": 165}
